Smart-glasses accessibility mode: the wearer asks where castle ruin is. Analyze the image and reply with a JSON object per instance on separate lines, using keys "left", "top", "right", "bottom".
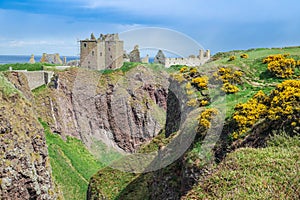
{"left": 164, "top": 49, "right": 210, "bottom": 68}
{"left": 80, "top": 33, "right": 124, "bottom": 70}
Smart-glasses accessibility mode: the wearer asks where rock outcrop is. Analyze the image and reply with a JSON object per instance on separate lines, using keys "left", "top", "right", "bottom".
{"left": 0, "top": 75, "right": 56, "bottom": 199}
{"left": 34, "top": 66, "right": 169, "bottom": 153}
{"left": 154, "top": 50, "right": 166, "bottom": 65}
{"left": 4, "top": 71, "right": 33, "bottom": 101}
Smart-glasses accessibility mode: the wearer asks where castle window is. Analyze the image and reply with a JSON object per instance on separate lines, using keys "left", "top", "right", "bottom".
{"left": 100, "top": 52, "right": 102, "bottom": 56}
{"left": 92, "top": 51, "right": 95, "bottom": 56}
{"left": 84, "top": 43, "right": 87, "bottom": 48}
{"left": 110, "top": 55, "right": 113, "bottom": 59}
{"left": 108, "top": 47, "right": 111, "bottom": 51}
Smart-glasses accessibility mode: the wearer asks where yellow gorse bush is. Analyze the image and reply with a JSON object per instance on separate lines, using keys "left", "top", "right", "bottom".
{"left": 268, "top": 80, "right": 300, "bottom": 123}
{"left": 228, "top": 55, "right": 236, "bottom": 61}
{"left": 213, "top": 67, "right": 243, "bottom": 85}
{"left": 240, "top": 53, "right": 249, "bottom": 59}
{"left": 180, "top": 66, "right": 188, "bottom": 73}
{"left": 192, "top": 76, "right": 209, "bottom": 90}
{"left": 198, "top": 108, "right": 219, "bottom": 129}
{"left": 263, "top": 54, "right": 296, "bottom": 78}
{"left": 221, "top": 83, "right": 239, "bottom": 94}
{"left": 213, "top": 67, "right": 243, "bottom": 94}
{"left": 232, "top": 90, "right": 268, "bottom": 138}
{"left": 232, "top": 80, "right": 300, "bottom": 139}
{"left": 187, "top": 98, "right": 198, "bottom": 107}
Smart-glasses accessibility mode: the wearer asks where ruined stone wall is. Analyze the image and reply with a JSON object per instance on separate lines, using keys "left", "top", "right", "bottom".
{"left": 80, "top": 40, "right": 98, "bottom": 70}
{"left": 20, "top": 71, "right": 54, "bottom": 90}
{"left": 164, "top": 49, "right": 211, "bottom": 68}
{"left": 105, "top": 40, "right": 124, "bottom": 69}
{"left": 80, "top": 33, "right": 124, "bottom": 70}
{"left": 165, "top": 57, "right": 210, "bottom": 68}
{"left": 97, "top": 41, "right": 106, "bottom": 70}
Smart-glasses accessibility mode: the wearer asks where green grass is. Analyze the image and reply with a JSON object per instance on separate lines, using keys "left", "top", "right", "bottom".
{"left": 100, "top": 62, "right": 169, "bottom": 75}
{"left": 89, "top": 168, "right": 138, "bottom": 200}
{"left": 204, "top": 47, "right": 300, "bottom": 118}
{"left": 0, "top": 63, "right": 56, "bottom": 71}
{"left": 88, "top": 130, "right": 178, "bottom": 199}
{"left": 210, "top": 46, "right": 300, "bottom": 85}
{"left": 184, "top": 133, "right": 300, "bottom": 200}
{"left": 0, "top": 73, "right": 19, "bottom": 96}
{"left": 100, "top": 62, "right": 140, "bottom": 74}
{"left": 31, "top": 84, "right": 47, "bottom": 94}
{"left": 39, "top": 120, "right": 103, "bottom": 200}
{"left": 89, "top": 140, "right": 122, "bottom": 165}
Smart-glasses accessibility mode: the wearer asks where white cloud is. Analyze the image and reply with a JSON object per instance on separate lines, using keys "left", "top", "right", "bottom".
{"left": 51, "top": 0, "right": 300, "bottom": 23}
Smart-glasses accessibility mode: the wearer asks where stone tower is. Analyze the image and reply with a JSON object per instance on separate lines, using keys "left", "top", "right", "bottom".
{"left": 80, "top": 33, "right": 124, "bottom": 70}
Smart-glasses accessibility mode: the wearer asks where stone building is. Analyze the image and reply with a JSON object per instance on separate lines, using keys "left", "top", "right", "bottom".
{"left": 80, "top": 33, "right": 124, "bottom": 70}
{"left": 40, "top": 53, "right": 63, "bottom": 65}
{"left": 154, "top": 50, "right": 166, "bottom": 65}
{"left": 28, "top": 54, "right": 35, "bottom": 64}
{"left": 164, "top": 49, "right": 211, "bottom": 68}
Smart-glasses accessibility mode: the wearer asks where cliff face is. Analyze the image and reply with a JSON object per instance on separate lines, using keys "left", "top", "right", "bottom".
{"left": 0, "top": 75, "right": 56, "bottom": 199}
{"left": 34, "top": 66, "right": 169, "bottom": 153}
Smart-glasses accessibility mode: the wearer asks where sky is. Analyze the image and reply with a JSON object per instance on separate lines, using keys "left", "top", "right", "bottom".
{"left": 0, "top": 0, "right": 300, "bottom": 56}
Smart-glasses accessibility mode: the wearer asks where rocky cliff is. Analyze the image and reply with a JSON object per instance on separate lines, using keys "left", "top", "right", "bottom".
{"left": 34, "top": 66, "right": 169, "bottom": 153}
{"left": 0, "top": 74, "right": 57, "bottom": 199}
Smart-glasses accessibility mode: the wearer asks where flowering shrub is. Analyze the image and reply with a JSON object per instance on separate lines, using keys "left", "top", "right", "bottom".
{"left": 198, "top": 108, "right": 219, "bottom": 129}
{"left": 213, "top": 67, "right": 243, "bottom": 85}
{"left": 187, "top": 99, "right": 198, "bottom": 107}
{"left": 221, "top": 83, "right": 239, "bottom": 94}
{"left": 172, "top": 73, "right": 185, "bottom": 83}
{"left": 267, "top": 80, "right": 300, "bottom": 126}
{"left": 213, "top": 67, "right": 243, "bottom": 94}
{"left": 232, "top": 90, "right": 268, "bottom": 139}
{"left": 189, "top": 67, "right": 198, "bottom": 75}
{"left": 263, "top": 54, "right": 296, "bottom": 78}
{"left": 180, "top": 66, "right": 188, "bottom": 73}
{"left": 200, "top": 99, "right": 209, "bottom": 106}
{"left": 228, "top": 56, "right": 236, "bottom": 61}
{"left": 232, "top": 80, "right": 300, "bottom": 139}
{"left": 240, "top": 53, "right": 249, "bottom": 59}
{"left": 192, "top": 76, "right": 209, "bottom": 90}
{"left": 263, "top": 54, "right": 287, "bottom": 64}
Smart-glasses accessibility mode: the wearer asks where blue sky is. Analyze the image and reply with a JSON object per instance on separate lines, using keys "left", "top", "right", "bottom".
{"left": 0, "top": 0, "right": 300, "bottom": 56}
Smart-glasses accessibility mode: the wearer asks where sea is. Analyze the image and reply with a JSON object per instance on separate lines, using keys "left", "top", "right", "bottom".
{"left": 0, "top": 55, "right": 79, "bottom": 65}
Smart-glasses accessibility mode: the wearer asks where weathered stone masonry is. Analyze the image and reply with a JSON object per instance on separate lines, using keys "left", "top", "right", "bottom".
{"left": 80, "top": 33, "right": 124, "bottom": 70}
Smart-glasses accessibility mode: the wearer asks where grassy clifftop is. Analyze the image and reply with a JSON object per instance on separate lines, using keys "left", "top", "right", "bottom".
{"left": 183, "top": 134, "right": 300, "bottom": 199}
{"left": 87, "top": 46, "right": 300, "bottom": 199}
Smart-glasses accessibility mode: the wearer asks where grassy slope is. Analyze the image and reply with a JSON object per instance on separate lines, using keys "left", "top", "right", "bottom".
{"left": 89, "top": 130, "right": 177, "bottom": 199}
{"left": 184, "top": 134, "right": 300, "bottom": 200}
{"left": 208, "top": 46, "right": 300, "bottom": 118}
{"left": 40, "top": 120, "right": 104, "bottom": 200}
{"left": 88, "top": 46, "right": 300, "bottom": 199}
{"left": 0, "top": 63, "right": 57, "bottom": 71}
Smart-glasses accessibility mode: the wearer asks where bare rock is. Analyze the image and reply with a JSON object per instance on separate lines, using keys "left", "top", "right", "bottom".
{"left": 34, "top": 66, "right": 169, "bottom": 153}
{"left": 0, "top": 80, "right": 57, "bottom": 199}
